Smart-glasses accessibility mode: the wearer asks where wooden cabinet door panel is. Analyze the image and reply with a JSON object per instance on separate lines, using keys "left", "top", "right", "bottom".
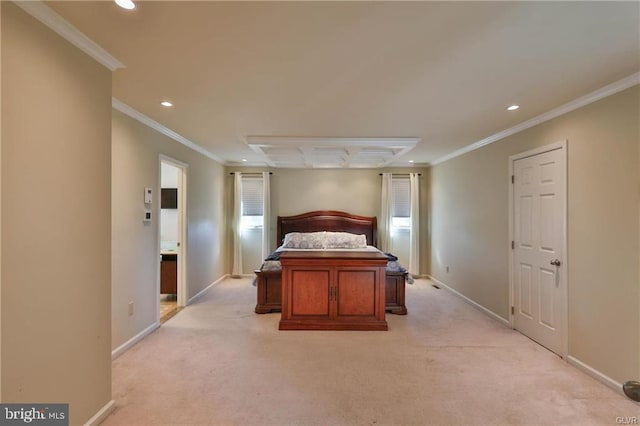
{"left": 290, "top": 270, "right": 331, "bottom": 317}
{"left": 160, "top": 258, "right": 177, "bottom": 294}
{"left": 336, "top": 270, "right": 376, "bottom": 317}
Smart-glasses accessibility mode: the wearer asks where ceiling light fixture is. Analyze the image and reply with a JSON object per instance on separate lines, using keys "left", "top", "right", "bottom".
{"left": 115, "top": 0, "right": 136, "bottom": 10}
{"left": 160, "top": 101, "right": 173, "bottom": 107}
{"left": 506, "top": 105, "right": 520, "bottom": 111}
{"left": 242, "top": 159, "right": 247, "bottom": 162}
{"left": 408, "top": 160, "right": 414, "bottom": 163}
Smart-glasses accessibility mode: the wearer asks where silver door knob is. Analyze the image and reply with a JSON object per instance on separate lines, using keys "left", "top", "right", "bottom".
{"left": 550, "top": 259, "right": 561, "bottom": 266}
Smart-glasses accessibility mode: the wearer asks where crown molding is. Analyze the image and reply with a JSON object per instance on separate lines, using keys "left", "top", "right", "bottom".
{"left": 13, "top": 0, "right": 125, "bottom": 71}
{"left": 112, "top": 98, "right": 224, "bottom": 164}
{"left": 431, "top": 72, "right": 640, "bottom": 166}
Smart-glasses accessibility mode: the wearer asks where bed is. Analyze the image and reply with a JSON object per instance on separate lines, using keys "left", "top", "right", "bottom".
{"left": 254, "top": 210, "right": 408, "bottom": 317}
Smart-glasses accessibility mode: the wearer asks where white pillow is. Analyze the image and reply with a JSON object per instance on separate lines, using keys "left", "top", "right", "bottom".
{"left": 282, "top": 231, "right": 368, "bottom": 249}
{"left": 282, "top": 232, "right": 326, "bottom": 249}
{"left": 323, "top": 231, "right": 367, "bottom": 249}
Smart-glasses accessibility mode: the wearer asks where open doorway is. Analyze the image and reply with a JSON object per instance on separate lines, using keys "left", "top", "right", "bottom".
{"left": 159, "top": 156, "right": 187, "bottom": 323}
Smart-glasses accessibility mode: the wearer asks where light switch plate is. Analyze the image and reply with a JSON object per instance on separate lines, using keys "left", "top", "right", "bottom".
{"left": 144, "top": 187, "right": 153, "bottom": 204}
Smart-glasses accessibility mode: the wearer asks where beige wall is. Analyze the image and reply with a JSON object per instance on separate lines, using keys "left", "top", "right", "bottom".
{"left": 112, "top": 110, "right": 227, "bottom": 351}
{"left": 225, "top": 167, "right": 430, "bottom": 274}
{"left": 1, "top": 3, "right": 112, "bottom": 423}
{"left": 429, "top": 85, "right": 640, "bottom": 383}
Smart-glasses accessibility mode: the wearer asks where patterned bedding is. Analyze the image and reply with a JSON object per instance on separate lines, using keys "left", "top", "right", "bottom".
{"left": 254, "top": 244, "right": 413, "bottom": 284}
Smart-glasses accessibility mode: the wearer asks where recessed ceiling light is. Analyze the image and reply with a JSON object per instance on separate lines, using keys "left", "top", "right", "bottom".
{"left": 241, "top": 159, "right": 247, "bottom": 162}
{"left": 408, "top": 160, "right": 414, "bottom": 163}
{"left": 506, "top": 105, "right": 520, "bottom": 111}
{"left": 160, "top": 101, "right": 173, "bottom": 107}
{"left": 115, "top": 0, "right": 135, "bottom": 10}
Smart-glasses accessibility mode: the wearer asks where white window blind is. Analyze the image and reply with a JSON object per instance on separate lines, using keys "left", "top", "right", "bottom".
{"left": 241, "top": 178, "right": 263, "bottom": 216}
{"left": 392, "top": 178, "right": 410, "bottom": 218}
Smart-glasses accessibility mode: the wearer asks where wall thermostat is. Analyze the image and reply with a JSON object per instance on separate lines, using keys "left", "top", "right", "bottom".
{"left": 144, "top": 187, "right": 153, "bottom": 204}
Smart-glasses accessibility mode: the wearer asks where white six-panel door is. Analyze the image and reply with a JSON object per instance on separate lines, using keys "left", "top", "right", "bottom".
{"left": 512, "top": 145, "right": 566, "bottom": 356}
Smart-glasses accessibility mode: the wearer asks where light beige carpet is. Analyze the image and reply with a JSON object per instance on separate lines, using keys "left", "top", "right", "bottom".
{"left": 105, "top": 278, "right": 639, "bottom": 425}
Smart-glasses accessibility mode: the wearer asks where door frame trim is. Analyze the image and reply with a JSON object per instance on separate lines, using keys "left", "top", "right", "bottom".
{"left": 159, "top": 155, "right": 189, "bottom": 316}
{"left": 508, "top": 140, "right": 568, "bottom": 359}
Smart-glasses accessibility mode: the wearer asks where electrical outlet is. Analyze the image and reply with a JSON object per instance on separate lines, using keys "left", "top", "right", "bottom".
{"left": 445, "top": 265, "right": 450, "bottom": 273}
{"left": 128, "top": 302, "right": 134, "bottom": 316}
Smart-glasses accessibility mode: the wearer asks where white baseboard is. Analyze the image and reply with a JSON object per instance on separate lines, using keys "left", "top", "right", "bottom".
{"left": 111, "top": 322, "right": 160, "bottom": 360}
{"left": 84, "top": 399, "right": 115, "bottom": 426}
{"left": 187, "top": 274, "right": 229, "bottom": 304}
{"left": 111, "top": 274, "right": 230, "bottom": 360}
{"left": 428, "top": 275, "right": 635, "bottom": 403}
{"left": 427, "top": 275, "right": 510, "bottom": 327}
{"left": 566, "top": 355, "right": 630, "bottom": 399}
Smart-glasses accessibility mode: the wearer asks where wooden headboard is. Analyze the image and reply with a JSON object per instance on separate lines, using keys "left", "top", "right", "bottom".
{"left": 277, "top": 211, "right": 378, "bottom": 248}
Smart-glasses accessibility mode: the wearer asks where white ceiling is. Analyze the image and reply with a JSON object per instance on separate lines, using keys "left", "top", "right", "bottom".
{"left": 45, "top": 1, "right": 640, "bottom": 167}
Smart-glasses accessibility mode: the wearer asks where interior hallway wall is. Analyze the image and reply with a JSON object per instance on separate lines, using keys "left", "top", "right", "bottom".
{"left": 1, "top": 3, "right": 112, "bottom": 423}
{"left": 112, "top": 110, "right": 227, "bottom": 351}
{"left": 429, "top": 85, "right": 640, "bottom": 384}
{"left": 225, "top": 167, "right": 429, "bottom": 275}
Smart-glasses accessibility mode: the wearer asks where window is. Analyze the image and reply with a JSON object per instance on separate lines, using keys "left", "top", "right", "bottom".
{"left": 241, "top": 177, "right": 264, "bottom": 230}
{"left": 391, "top": 178, "right": 411, "bottom": 230}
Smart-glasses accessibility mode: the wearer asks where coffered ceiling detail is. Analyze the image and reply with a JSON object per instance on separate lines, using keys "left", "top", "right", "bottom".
{"left": 246, "top": 137, "right": 419, "bottom": 168}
